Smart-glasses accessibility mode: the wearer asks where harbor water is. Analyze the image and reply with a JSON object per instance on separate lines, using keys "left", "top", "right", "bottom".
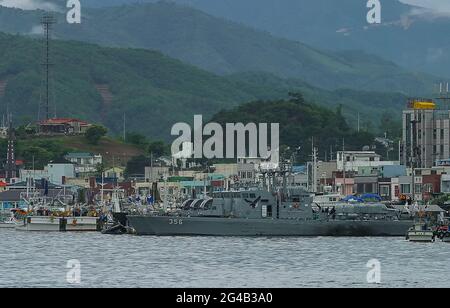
{"left": 0, "top": 229, "right": 449, "bottom": 288}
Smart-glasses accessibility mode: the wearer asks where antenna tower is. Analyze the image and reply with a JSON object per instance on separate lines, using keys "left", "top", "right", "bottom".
{"left": 40, "top": 13, "right": 56, "bottom": 121}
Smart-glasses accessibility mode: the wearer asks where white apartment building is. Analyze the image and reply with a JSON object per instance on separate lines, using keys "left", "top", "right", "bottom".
{"left": 336, "top": 151, "right": 397, "bottom": 172}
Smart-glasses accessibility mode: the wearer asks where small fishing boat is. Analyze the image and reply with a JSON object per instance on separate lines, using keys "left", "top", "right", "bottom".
{"left": 15, "top": 215, "right": 99, "bottom": 232}
{"left": 14, "top": 182, "right": 100, "bottom": 232}
{"left": 0, "top": 217, "right": 16, "bottom": 228}
{"left": 0, "top": 208, "right": 23, "bottom": 229}
{"left": 406, "top": 222, "right": 435, "bottom": 242}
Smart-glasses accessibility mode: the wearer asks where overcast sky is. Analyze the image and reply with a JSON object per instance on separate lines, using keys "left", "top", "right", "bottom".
{"left": 401, "top": 0, "right": 450, "bottom": 11}
{"left": 1, "top": 0, "right": 450, "bottom": 12}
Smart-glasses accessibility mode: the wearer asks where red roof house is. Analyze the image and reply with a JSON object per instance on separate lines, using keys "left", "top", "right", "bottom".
{"left": 39, "top": 118, "right": 92, "bottom": 135}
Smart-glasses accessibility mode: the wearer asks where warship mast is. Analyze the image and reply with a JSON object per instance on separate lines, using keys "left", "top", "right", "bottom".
{"left": 5, "top": 115, "right": 16, "bottom": 182}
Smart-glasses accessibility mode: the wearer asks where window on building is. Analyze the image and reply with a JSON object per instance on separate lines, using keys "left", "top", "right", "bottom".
{"left": 355, "top": 183, "right": 363, "bottom": 194}
{"left": 364, "top": 183, "right": 374, "bottom": 193}
{"left": 433, "top": 129, "right": 437, "bottom": 139}
{"left": 380, "top": 185, "right": 390, "bottom": 197}
{"left": 267, "top": 205, "right": 273, "bottom": 218}
{"left": 423, "top": 183, "right": 433, "bottom": 193}
{"left": 441, "top": 129, "right": 445, "bottom": 140}
{"left": 442, "top": 181, "right": 450, "bottom": 193}
{"left": 400, "top": 184, "right": 411, "bottom": 194}
{"left": 415, "top": 184, "right": 422, "bottom": 193}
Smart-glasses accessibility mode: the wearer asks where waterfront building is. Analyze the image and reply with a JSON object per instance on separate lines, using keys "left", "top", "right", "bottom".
{"left": 144, "top": 166, "right": 170, "bottom": 182}
{"left": 105, "top": 167, "right": 125, "bottom": 181}
{"left": 64, "top": 152, "right": 103, "bottom": 176}
{"left": 19, "top": 163, "right": 75, "bottom": 185}
{"left": 401, "top": 99, "right": 450, "bottom": 168}
{"left": 237, "top": 157, "right": 262, "bottom": 184}
{"left": 212, "top": 163, "right": 238, "bottom": 178}
{"left": 337, "top": 151, "right": 397, "bottom": 172}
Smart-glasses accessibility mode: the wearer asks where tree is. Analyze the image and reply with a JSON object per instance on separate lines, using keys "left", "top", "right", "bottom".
{"left": 126, "top": 132, "right": 149, "bottom": 148}
{"left": 96, "top": 163, "right": 106, "bottom": 177}
{"left": 335, "top": 104, "right": 350, "bottom": 132}
{"left": 148, "top": 141, "right": 167, "bottom": 158}
{"left": 85, "top": 125, "right": 108, "bottom": 145}
{"left": 288, "top": 92, "right": 306, "bottom": 105}
{"left": 380, "top": 111, "right": 401, "bottom": 139}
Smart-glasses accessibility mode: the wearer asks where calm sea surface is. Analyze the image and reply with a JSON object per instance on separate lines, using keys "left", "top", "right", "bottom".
{"left": 0, "top": 229, "right": 449, "bottom": 288}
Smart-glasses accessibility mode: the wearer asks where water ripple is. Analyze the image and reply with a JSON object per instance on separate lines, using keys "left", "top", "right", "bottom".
{"left": 0, "top": 230, "right": 449, "bottom": 288}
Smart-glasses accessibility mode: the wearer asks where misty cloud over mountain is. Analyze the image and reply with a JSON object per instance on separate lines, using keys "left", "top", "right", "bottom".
{"left": 0, "top": 0, "right": 59, "bottom": 10}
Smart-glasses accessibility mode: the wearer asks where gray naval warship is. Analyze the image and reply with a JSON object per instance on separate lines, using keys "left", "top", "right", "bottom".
{"left": 127, "top": 186, "right": 415, "bottom": 236}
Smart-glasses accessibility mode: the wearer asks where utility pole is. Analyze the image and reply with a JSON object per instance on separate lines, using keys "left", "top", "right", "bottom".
{"left": 149, "top": 152, "right": 154, "bottom": 183}
{"left": 357, "top": 112, "right": 360, "bottom": 133}
{"left": 123, "top": 113, "right": 126, "bottom": 142}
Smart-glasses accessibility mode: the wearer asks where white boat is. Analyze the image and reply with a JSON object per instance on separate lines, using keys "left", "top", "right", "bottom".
{"left": 66, "top": 216, "right": 99, "bottom": 231}
{"left": 0, "top": 218, "right": 17, "bottom": 228}
{"left": 15, "top": 215, "right": 99, "bottom": 232}
{"left": 14, "top": 179, "right": 100, "bottom": 232}
{"left": 15, "top": 216, "right": 60, "bottom": 231}
{"left": 406, "top": 223, "right": 435, "bottom": 242}
{"left": 0, "top": 209, "right": 22, "bottom": 229}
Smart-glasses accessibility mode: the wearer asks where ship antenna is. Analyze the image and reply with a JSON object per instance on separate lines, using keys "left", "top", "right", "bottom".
{"left": 342, "top": 138, "right": 345, "bottom": 197}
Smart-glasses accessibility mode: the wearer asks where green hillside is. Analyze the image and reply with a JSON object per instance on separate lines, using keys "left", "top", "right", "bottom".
{"left": 0, "top": 3, "right": 439, "bottom": 94}
{"left": 150, "top": 0, "right": 450, "bottom": 79}
{"left": 225, "top": 72, "right": 409, "bottom": 130}
{"left": 210, "top": 93, "right": 383, "bottom": 162}
{"left": 0, "top": 135, "right": 144, "bottom": 169}
{"left": 0, "top": 32, "right": 259, "bottom": 139}
{"left": 0, "top": 32, "right": 410, "bottom": 141}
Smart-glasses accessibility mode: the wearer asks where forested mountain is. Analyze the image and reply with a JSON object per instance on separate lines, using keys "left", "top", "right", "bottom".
{"left": 210, "top": 93, "right": 384, "bottom": 162}
{"left": 76, "top": 0, "right": 450, "bottom": 79}
{"left": 0, "top": 2, "right": 439, "bottom": 94}
{"left": 0, "top": 32, "right": 407, "bottom": 140}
